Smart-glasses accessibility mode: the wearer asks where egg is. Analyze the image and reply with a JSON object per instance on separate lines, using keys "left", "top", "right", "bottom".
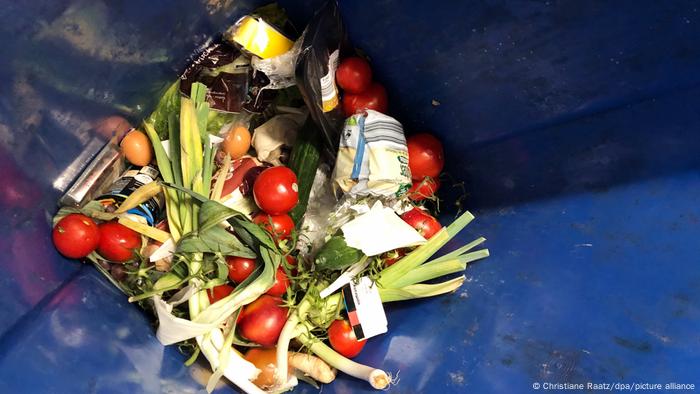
{"left": 223, "top": 125, "right": 252, "bottom": 159}
{"left": 120, "top": 129, "right": 153, "bottom": 166}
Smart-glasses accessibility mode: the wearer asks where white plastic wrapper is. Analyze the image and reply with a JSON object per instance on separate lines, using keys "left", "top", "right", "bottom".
{"left": 251, "top": 37, "right": 303, "bottom": 90}
{"left": 251, "top": 107, "right": 308, "bottom": 165}
{"left": 341, "top": 201, "right": 426, "bottom": 256}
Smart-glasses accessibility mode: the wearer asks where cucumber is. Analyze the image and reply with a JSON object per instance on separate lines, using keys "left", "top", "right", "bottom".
{"left": 288, "top": 118, "right": 322, "bottom": 225}
{"left": 314, "top": 236, "right": 364, "bottom": 271}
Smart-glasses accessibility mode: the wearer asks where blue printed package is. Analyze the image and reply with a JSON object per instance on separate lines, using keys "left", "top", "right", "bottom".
{"left": 332, "top": 110, "right": 412, "bottom": 197}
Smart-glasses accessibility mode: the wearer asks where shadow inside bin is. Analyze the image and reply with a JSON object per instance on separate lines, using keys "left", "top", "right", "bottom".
{"left": 453, "top": 82, "right": 700, "bottom": 210}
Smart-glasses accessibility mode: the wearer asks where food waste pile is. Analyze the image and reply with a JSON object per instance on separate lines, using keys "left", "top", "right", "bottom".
{"left": 51, "top": 3, "right": 489, "bottom": 393}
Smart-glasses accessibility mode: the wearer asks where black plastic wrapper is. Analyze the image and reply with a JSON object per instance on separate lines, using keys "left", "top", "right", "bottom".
{"left": 295, "top": 1, "right": 348, "bottom": 159}
{"left": 179, "top": 41, "right": 277, "bottom": 131}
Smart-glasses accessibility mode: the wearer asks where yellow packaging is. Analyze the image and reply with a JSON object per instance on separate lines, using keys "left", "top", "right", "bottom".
{"left": 334, "top": 145, "right": 358, "bottom": 193}
{"left": 229, "top": 16, "right": 293, "bottom": 59}
{"left": 367, "top": 147, "right": 410, "bottom": 195}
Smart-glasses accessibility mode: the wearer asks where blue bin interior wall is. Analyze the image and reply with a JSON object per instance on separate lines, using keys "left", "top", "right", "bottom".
{"left": 1, "top": 1, "right": 699, "bottom": 393}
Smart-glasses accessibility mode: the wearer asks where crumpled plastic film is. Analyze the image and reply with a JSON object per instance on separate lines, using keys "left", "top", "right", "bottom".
{"left": 332, "top": 110, "right": 412, "bottom": 198}
{"left": 251, "top": 37, "right": 304, "bottom": 90}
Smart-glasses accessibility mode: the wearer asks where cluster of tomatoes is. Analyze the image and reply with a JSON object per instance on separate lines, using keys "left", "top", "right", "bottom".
{"left": 336, "top": 57, "right": 388, "bottom": 116}
{"left": 207, "top": 165, "right": 300, "bottom": 346}
{"left": 400, "top": 132, "right": 446, "bottom": 238}
{"left": 53, "top": 214, "right": 142, "bottom": 263}
{"left": 211, "top": 162, "right": 382, "bottom": 359}
{"left": 382, "top": 134, "right": 446, "bottom": 267}
{"left": 223, "top": 162, "right": 371, "bottom": 359}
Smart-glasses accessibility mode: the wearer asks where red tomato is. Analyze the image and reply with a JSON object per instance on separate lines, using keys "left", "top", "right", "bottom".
{"left": 252, "top": 213, "right": 294, "bottom": 240}
{"left": 342, "top": 82, "right": 388, "bottom": 116}
{"left": 328, "top": 319, "right": 365, "bottom": 358}
{"left": 408, "top": 177, "right": 441, "bottom": 201}
{"left": 253, "top": 167, "right": 299, "bottom": 215}
{"left": 285, "top": 255, "right": 297, "bottom": 267}
{"left": 96, "top": 221, "right": 142, "bottom": 262}
{"left": 220, "top": 158, "right": 259, "bottom": 197}
{"left": 401, "top": 208, "right": 443, "bottom": 239}
{"left": 155, "top": 220, "right": 170, "bottom": 232}
{"left": 52, "top": 214, "right": 100, "bottom": 259}
{"left": 285, "top": 255, "right": 298, "bottom": 275}
{"left": 336, "top": 57, "right": 372, "bottom": 94}
{"left": 266, "top": 267, "right": 290, "bottom": 296}
{"left": 207, "top": 284, "right": 234, "bottom": 304}
{"left": 407, "top": 133, "right": 444, "bottom": 179}
{"left": 226, "top": 256, "right": 256, "bottom": 283}
{"left": 383, "top": 248, "right": 407, "bottom": 267}
{"left": 238, "top": 295, "right": 288, "bottom": 346}
{"left": 241, "top": 165, "right": 270, "bottom": 197}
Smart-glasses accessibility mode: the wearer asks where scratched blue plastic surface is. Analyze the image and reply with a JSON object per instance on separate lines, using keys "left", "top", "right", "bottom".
{"left": 1, "top": 1, "right": 699, "bottom": 393}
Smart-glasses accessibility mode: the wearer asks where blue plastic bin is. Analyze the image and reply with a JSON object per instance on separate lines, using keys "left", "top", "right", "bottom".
{"left": 1, "top": 1, "right": 699, "bottom": 393}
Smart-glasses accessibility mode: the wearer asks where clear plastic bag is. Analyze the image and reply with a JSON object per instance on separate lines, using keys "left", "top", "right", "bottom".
{"left": 251, "top": 38, "right": 304, "bottom": 91}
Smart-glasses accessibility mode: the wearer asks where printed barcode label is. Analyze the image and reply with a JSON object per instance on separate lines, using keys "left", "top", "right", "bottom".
{"left": 342, "top": 276, "right": 388, "bottom": 341}
{"left": 139, "top": 165, "right": 159, "bottom": 179}
{"left": 320, "top": 49, "right": 340, "bottom": 112}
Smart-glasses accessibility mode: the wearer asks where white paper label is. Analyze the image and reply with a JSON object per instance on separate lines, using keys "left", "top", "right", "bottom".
{"left": 341, "top": 201, "right": 426, "bottom": 256}
{"left": 320, "top": 49, "right": 340, "bottom": 112}
{"left": 343, "top": 276, "right": 388, "bottom": 340}
{"left": 319, "top": 258, "right": 371, "bottom": 299}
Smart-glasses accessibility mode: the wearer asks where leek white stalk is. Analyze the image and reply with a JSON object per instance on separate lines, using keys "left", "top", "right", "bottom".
{"left": 197, "top": 334, "right": 264, "bottom": 394}
{"left": 298, "top": 329, "right": 389, "bottom": 389}
{"left": 275, "top": 297, "right": 312, "bottom": 386}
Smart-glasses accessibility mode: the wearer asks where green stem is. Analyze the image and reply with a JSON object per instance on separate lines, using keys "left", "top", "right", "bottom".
{"left": 426, "top": 237, "right": 486, "bottom": 265}
{"left": 188, "top": 253, "right": 204, "bottom": 319}
{"left": 379, "top": 276, "right": 465, "bottom": 302}
{"left": 184, "top": 347, "right": 200, "bottom": 366}
{"left": 377, "top": 211, "right": 475, "bottom": 287}
{"left": 390, "top": 259, "right": 466, "bottom": 288}
{"left": 390, "top": 249, "right": 490, "bottom": 288}
{"left": 128, "top": 272, "right": 201, "bottom": 302}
